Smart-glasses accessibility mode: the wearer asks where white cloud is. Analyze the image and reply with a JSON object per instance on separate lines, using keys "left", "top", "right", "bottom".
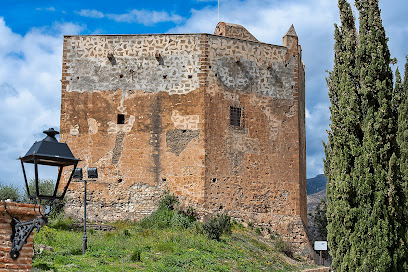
{"left": 76, "top": 9, "right": 104, "bottom": 19}
{"left": 75, "top": 8, "right": 184, "bottom": 26}
{"left": 36, "top": 7, "right": 56, "bottom": 12}
{"left": 107, "top": 10, "right": 184, "bottom": 25}
{"left": 0, "top": 17, "right": 82, "bottom": 186}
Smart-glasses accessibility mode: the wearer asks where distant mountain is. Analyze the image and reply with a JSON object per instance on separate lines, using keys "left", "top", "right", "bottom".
{"left": 306, "top": 174, "right": 327, "bottom": 195}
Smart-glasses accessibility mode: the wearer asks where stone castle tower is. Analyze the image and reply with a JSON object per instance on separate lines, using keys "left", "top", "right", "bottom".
{"left": 60, "top": 22, "right": 308, "bottom": 250}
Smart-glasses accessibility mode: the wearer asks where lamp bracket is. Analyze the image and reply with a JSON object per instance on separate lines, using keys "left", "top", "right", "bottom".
{"left": 3, "top": 200, "right": 49, "bottom": 260}
{"left": 10, "top": 216, "right": 47, "bottom": 260}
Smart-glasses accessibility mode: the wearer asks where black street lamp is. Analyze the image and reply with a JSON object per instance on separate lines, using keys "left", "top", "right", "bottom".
{"left": 72, "top": 167, "right": 98, "bottom": 255}
{"left": 4, "top": 128, "right": 80, "bottom": 259}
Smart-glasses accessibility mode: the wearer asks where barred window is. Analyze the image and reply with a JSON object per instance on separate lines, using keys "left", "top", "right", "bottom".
{"left": 117, "top": 114, "right": 125, "bottom": 124}
{"left": 230, "top": 106, "right": 242, "bottom": 127}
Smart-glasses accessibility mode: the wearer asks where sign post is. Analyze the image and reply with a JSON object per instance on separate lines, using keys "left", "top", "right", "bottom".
{"left": 314, "top": 241, "right": 328, "bottom": 265}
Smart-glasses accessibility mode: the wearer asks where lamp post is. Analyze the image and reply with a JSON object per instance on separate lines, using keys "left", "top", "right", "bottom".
{"left": 73, "top": 167, "right": 98, "bottom": 254}
{"left": 5, "top": 128, "right": 80, "bottom": 259}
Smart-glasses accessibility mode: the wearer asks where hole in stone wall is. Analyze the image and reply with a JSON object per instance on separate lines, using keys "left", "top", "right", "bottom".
{"left": 162, "top": 178, "right": 167, "bottom": 182}
{"left": 155, "top": 53, "right": 164, "bottom": 65}
{"left": 230, "top": 106, "right": 242, "bottom": 127}
{"left": 117, "top": 114, "right": 125, "bottom": 124}
{"left": 77, "top": 77, "right": 80, "bottom": 79}
{"left": 119, "top": 74, "right": 124, "bottom": 78}
{"left": 212, "top": 178, "right": 217, "bottom": 183}
{"left": 215, "top": 73, "right": 218, "bottom": 77}
{"left": 107, "top": 53, "right": 117, "bottom": 65}
{"left": 163, "top": 75, "right": 167, "bottom": 79}
{"left": 118, "top": 178, "right": 123, "bottom": 183}
{"left": 209, "top": 66, "right": 212, "bottom": 69}
{"left": 182, "top": 130, "right": 186, "bottom": 133}
{"left": 219, "top": 205, "right": 223, "bottom": 210}
{"left": 188, "top": 75, "right": 193, "bottom": 79}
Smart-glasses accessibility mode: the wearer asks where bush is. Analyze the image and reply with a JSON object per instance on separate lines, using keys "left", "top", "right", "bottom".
{"left": 255, "top": 227, "right": 261, "bottom": 235}
{"left": 0, "top": 182, "right": 21, "bottom": 201}
{"left": 203, "top": 213, "right": 232, "bottom": 240}
{"left": 131, "top": 248, "right": 142, "bottom": 262}
{"left": 49, "top": 217, "right": 74, "bottom": 230}
{"left": 274, "top": 236, "right": 293, "bottom": 257}
{"left": 158, "top": 192, "right": 179, "bottom": 211}
{"left": 26, "top": 179, "right": 56, "bottom": 199}
{"left": 140, "top": 193, "right": 197, "bottom": 230}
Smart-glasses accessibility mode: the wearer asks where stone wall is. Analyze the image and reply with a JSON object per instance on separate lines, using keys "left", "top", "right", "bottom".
{"left": 202, "top": 28, "right": 308, "bottom": 253}
{"left": 0, "top": 202, "right": 36, "bottom": 271}
{"left": 61, "top": 34, "right": 207, "bottom": 221}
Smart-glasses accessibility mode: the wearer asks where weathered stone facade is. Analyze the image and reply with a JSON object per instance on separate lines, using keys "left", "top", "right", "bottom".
{"left": 60, "top": 22, "right": 308, "bottom": 252}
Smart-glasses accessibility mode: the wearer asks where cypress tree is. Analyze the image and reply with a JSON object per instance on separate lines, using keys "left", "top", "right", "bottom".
{"left": 398, "top": 58, "right": 408, "bottom": 185}
{"left": 325, "top": 0, "right": 362, "bottom": 270}
{"left": 397, "top": 57, "right": 408, "bottom": 267}
{"left": 326, "top": 0, "right": 407, "bottom": 270}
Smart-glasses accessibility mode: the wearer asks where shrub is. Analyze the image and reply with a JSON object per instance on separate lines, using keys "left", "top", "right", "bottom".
{"left": 171, "top": 211, "right": 192, "bottom": 229}
{"left": 158, "top": 192, "right": 179, "bottom": 211}
{"left": 140, "top": 209, "right": 175, "bottom": 229}
{"left": 189, "top": 221, "right": 205, "bottom": 235}
{"left": 203, "top": 213, "right": 231, "bottom": 240}
{"left": 0, "top": 182, "right": 21, "bottom": 201}
{"left": 140, "top": 193, "right": 197, "bottom": 230}
{"left": 24, "top": 179, "right": 66, "bottom": 216}
{"left": 123, "top": 229, "right": 131, "bottom": 237}
{"left": 179, "top": 205, "right": 197, "bottom": 222}
{"left": 49, "top": 217, "right": 74, "bottom": 230}
{"left": 255, "top": 228, "right": 261, "bottom": 235}
{"left": 131, "top": 248, "right": 142, "bottom": 262}
{"left": 274, "top": 236, "right": 293, "bottom": 257}
{"left": 26, "top": 179, "right": 56, "bottom": 199}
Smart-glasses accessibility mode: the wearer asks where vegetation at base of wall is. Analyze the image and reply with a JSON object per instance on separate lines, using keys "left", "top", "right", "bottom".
{"left": 32, "top": 194, "right": 316, "bottom": 272}
{"left": 33, "top": 220, "right": 315, "bottom": 272}
{"left": 203, "top": 213, "right": 232, "bottom": 240}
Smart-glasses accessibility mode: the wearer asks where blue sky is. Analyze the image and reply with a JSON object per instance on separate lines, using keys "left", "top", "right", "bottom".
{"left": 1, "top": 0, "right": 407, "bottom": 187}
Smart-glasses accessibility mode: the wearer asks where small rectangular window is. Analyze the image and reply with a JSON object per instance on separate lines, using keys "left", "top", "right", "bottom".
{"left": 117, "top": 114, "right": 125, "bottom": 124}
{"left": 230, "top": 106, "right": 242, "bottom": 127}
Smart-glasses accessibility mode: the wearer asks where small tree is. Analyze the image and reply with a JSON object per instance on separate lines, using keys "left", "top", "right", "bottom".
{"left": 0, "top": 182, "right": 22, "bottom": 202}
{"left": 313, "top": 199, "right": 327, "bottom": 241}
{"left": 203, "top": 214, "right": 231, "bottom": 240}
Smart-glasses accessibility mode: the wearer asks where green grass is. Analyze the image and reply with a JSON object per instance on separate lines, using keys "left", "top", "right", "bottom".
{"left": 33, "top": 196, "right": 316, "bottom": 271}
{"left": 33, "top": 221, "right": 316, "bottom": 272}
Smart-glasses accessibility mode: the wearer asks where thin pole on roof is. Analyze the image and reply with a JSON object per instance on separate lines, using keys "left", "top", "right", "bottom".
{"left": 218, "top": 0, "right": 220, "bottom": 22}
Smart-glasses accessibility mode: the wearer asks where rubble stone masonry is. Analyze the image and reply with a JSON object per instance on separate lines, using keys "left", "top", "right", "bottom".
{"left": 60, "top": 22, "right": 309, "bottom": 253}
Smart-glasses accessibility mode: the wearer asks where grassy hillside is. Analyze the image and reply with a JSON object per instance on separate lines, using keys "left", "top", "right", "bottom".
{"left": 33, "top": 223, "right": 316, "bottom": 272}
{"left": 32, "top": 197, "right": 317, "bottom": 271}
